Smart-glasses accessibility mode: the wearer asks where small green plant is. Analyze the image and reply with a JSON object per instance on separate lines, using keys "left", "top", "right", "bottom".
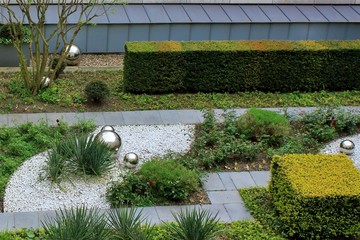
{"left": 139, "top": 159, "right": 200, "bottom": 201}
{"left": 166, "top": 208, "right": 221, "bottom": 240}
{"left": 84, "top": 80, "right": 110, "bottom": 103}
{"left": 0, "top": 23, "right": 30, "bottom": 45}
{"left": 226, "top": 220, "right": 284, "bottom": 240}
{"left": 107, "top": 207, "right": 154, "bottom": 240}
{"left": 237, "top": 108, "right": 291, "bottom": 146}
{"left": 49, "top": 56, "right": 67, "bottom": 80}
{"left": 41, "top": 206, "right": 110, "bottom": 240}
{"left": 46, "top": 149, "right": 67, "bottom": 183}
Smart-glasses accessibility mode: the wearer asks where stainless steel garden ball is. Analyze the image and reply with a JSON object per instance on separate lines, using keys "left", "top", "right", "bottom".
{"left": 124, "top": 152, "right": 139, "bottom": 165}
{"left": 95, "top": 130, "right": 121, "bottom": 151}
{"left": 340, "top": 140, "right": 355, "bottom": 155}
{"left": 41, "top": 76, "right": 50, "bottom": 88}
{"left": 64, "top": 45, "right": 81, "bottom": 61}
{"left": 101, "top": 125, "right": 115, "bottom": 132}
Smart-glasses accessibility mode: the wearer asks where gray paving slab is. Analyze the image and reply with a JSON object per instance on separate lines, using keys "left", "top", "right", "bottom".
{"left": 63, "top": 113, "right": 85, "bottom": 125}
{"left": 218, "top": 172, "right": 237, "bottom": 190}
{"left": 0, "top": 115, "right": 8, "bottom": 126}
{"left": 224, "top": 203, "right": 254, "bottom": 221}
{"left": 200, "top": 204, "right": 231, "bottom": 223}
{"left": 37, "top": 210, "right": 57, "bottom": 226}
{"left": 207, "top": 190, "right": 243, "bottom": 204}
{"left": 202, "top": 173, "right": 226, "bottom": 191}
{"left": 155, "top": 205, "right": 180, "bottom": 223}
{"left": 136, "top": 207, "right": 161, "bottom": 225}
{"left": 176, "top": 110, "right": 203, "bottom": 124}
{"left": 14, "top": 212, "right": 39, "bottom": 229}
{"left": 83, "top": 112, "right": 106, "bottom": 125}
{"left": 7, "top": 113, "right": 28, "bottom": 126}
{"left": 0, "top": 212, "right": 14, "bottom": 231}
{"left": 122, "top": 111, "right": 145, "bottom": 125}
{"left": 159, "top": 110, "right": 181, "bottom": 124}
{"left": 229, "top": 172, "right": 257, "bottom": 189}
{"left": 250, "top": 171, "right": 271, "bottom": 187}
{"left": 27, "top": 113, "right": 47, "bottom": 125}
{"left": 103, "top": 112, "right": 126, "bottom": 125}
{"left": 140, "top": 111, "right": 163, "bottom": 125}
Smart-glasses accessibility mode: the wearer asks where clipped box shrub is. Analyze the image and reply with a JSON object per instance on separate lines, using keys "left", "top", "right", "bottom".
{"left": 123, "top": 40, "right": 360, "bottom": 94}
{"left": 270, "top": 154, "right": 360, "bottom": 239}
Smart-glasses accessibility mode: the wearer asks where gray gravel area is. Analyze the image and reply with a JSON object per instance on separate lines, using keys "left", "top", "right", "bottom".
{"left": 78, "top": 54, "right": 124, "bottom": 68}
{"left": 4, "top": 124, "right": 194, "bottom": 212}
{"left": 321, "top": 134, "right": 360, "bottom": 170}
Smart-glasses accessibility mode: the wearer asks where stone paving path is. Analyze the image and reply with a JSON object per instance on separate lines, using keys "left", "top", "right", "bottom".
{"left": 1, "top": 107, "right": 360, "bottom": 230}
{"left": 0, "top": 171, "right": 270, "bottom": 230}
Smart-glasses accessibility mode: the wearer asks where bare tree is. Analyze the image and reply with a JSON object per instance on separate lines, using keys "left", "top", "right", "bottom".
{"left": 1, "top": 0, "right": 109, "bottom": 95}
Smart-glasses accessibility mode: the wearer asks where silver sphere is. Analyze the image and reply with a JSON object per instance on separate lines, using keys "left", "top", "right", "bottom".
{"left": 340, "top": 140, "right": 355, "bottom": 155}
{"left": 101, "top": 125, "right": 115, "bottom": 132}
{"left": 124, "top": 152, "right": 139, "bottom": 169}
{"left": 64, "top": 45, "right": 81, "bottom": 61}
{"left": 95, "top": 130, "right": 121, "bottom": 151}
{"left": 41, "top": 76, "right": 50, "bottom": 88}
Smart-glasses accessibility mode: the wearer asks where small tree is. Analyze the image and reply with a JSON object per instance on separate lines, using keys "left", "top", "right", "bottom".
{"left": 1, "top": 0, "right": 110, "bottom": 95}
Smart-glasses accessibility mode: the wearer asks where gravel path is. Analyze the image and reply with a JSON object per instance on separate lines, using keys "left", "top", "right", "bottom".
{"left": 320, "top": 134, "right": 360, "bottom": 170}
{"left": 4, "top": 124, "right": 194, "bottom": 212}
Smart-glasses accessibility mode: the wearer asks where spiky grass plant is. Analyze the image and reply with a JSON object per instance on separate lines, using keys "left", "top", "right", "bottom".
{"left": 68, "top": 134, "right": 114, "bottom": 176}
{"left": 46, "top": 150, "right": 66, "bottom": 183}
{"left": 41, "top": 206, "right": 110, "bottom": 240}
{"left": 107, "top": 207, "right": 153, "bottom": 240}
{"left": 167, "top": 208, "right": 221, "bottom": 240}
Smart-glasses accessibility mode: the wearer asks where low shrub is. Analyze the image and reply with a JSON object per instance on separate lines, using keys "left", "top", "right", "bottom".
{"left": 270, "top": 154, "right": 360, "bottom": 239}
{"left": 0, "top": 23, "right": 30, "bottom": 45}
{"left": 226, "top": 220, "right": 284, "bottom": 240}
{"left": 294, "top": 106, "right": 360, "bottom": 142}
{"left": 237, "top": 108, "right": 291, "bottom": 146}
{"left": 84, "top": 80, "right": 110, "bottom": 103}
{"left": 107, "top": 158, "right": 201, "bottom": 207}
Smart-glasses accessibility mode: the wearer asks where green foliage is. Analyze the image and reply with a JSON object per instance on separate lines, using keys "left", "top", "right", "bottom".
{"left": 124, "top": 40, "right": 360, "bottom": 94}
{"left": 139, "top": 159, "right": 200, "bottom": 201}
{"left": 270, "top": 154, "right": 360, "bottom": 239}
{"left": 107, "top": 207, "right": 154, "bottom": 240}
{"left": 0, "top": 228, "right": 46, "bottom": 240}
{"left": 0, "top": 23, "right": 31, "bottom": 45}
{"left": 49, "top": 57, "right": 67, "bottom": 80}
{"left": 237, "top": 108, "right": 291, "bottom": 146}
{"left": 107, "top": 158, "right": 200, "bottom": 207}
{"left": 295, "top": 106, "right": 360, "bottom": 142}
{"left": 38, "top": 87, "right": 61, "bottom": 104}
{"left": 165, "top": 208, "right": 221, "bottom": 240}
{"left": 41, "top": 206, "right": 110, "bottom": 240}
{"left": 85, "top": 80, "right": 110, "bottom": 102}
{"left": 46, "top": 148, "right": 67, "bottom": 183}
{"left": 225, "top": 220, "right": 284, "bottom": 240}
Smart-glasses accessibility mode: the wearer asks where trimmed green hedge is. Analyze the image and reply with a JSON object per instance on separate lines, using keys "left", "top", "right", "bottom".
{"left": 270, "top": 154, "right": 360, "bottom": 239}
{"left": 123, "top": 40, "right": 360, "bottom": 94}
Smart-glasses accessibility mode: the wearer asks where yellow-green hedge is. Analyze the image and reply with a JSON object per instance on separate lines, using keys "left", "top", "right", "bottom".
{"left": 270, "top": 154, "right": 360, "bottom": 239}
{"left": 123, "top": 40, "right": 360, "bottom": 94}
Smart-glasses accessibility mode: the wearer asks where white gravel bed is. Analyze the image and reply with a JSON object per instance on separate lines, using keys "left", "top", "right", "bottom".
{"left": 4, "top": 124, "right": 195, "bottom": 212}
{"left": 320, "top": 134, "right": 360, "bottom": 170}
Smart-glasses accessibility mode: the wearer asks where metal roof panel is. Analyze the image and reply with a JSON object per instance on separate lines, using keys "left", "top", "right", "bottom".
{"left": 260, "top": 5, "right": 289, "bottom": 22}
{"left": 221, "top": 5, "right": 251, "bottom": 22}
{"left": 182, "top": 5, "right": 211, "bottom": 23}
{"left": 279, "top": 5, "right": 309, "bottom": 22}
{"left": 240, "top": 5, "right": 270, "bottom": 22}
{"left": 107, "top": 5, "right": 130, "bottom": 24}
{"left": 163, "top": 5, "right": 190, "bottom": 23}
{"left": 296, "top": 5, "right": 327, "bottom": 22}
{"left": 315, "top": 5, "right": 347, "bottom": 22}
{"left": 144, "top": 5, "right": 170, "bottom": 23}
{"left": 334, "top": 5, "right": 360, "bottom": 22}
{"left": 202, "top": 5, "right": 231, "bottom": 23}
{"left": 86, "top": 5, "right": 109, "bottom": 24}
{"left": 124, "top": 5, "right": 150, "bottom": 23}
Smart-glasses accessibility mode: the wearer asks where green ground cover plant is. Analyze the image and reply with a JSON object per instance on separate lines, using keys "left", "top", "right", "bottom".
{"left": 0, "top": 119, "right": 95, "bottom": 211}
{"left": 107, "top": 158, "right": 201, "bottom": 207}
{"left": 1, "top": 72, "right": 360, "bottom": 113}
